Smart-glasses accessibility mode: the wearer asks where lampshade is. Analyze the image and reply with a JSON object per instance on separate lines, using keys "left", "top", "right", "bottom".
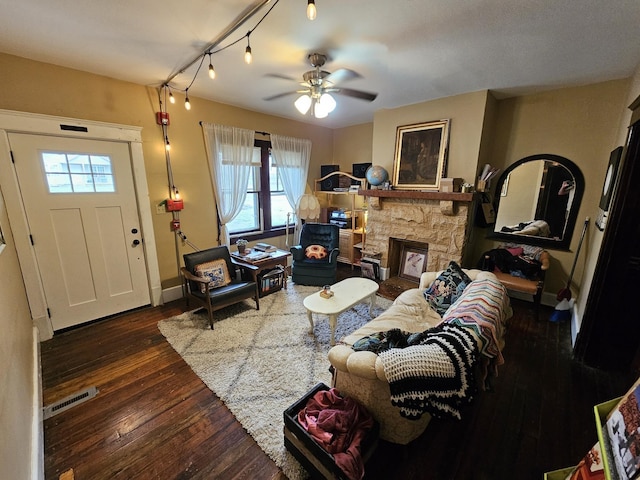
{"left": 318, "top": 93, "right": 336, "bottom": 113}
{"left": 294, "top": 94, "right": 312, "bottom": 114}
{"left": 296, "top": 194, "right": 321, "bottom": 221}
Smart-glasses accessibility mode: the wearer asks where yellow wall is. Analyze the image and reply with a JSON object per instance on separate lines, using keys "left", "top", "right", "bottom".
{"left": 0, "top": 191, "right": 36, "bottom": 479}
{"left": 372, "top": 90, "right": 491, "bottom": 185}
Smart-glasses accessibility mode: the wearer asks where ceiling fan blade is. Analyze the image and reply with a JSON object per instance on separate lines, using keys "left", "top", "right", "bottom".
{"left": 323, "top": 68, "right": 360, "bottom": 86}
{"left": 264, "top": 73, "right": 298, "bottom": 82}
{"left": 334, "top": 87, "right": 378, "bottom": 102}
{"left": 263, "top": 91, "right": 300, "bottom": 101}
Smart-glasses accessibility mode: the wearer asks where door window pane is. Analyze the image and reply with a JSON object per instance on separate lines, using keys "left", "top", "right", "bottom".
{"left": 42, "top": 152, "right": 115, "bottom": 193}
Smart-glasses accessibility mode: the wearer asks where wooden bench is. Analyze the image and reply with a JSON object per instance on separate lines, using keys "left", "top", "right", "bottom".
{"left": 492, "top": 250, "right": 550, "bottom": 318}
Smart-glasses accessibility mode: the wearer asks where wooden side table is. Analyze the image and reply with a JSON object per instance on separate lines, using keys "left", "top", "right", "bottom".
{"left": 231, "top": 249, "right": 292, "bottom": 292}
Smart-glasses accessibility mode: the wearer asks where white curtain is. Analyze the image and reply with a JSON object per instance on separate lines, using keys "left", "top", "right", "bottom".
{"left": 271, "top": 134, "right": 312, "bottom": 243}
{"left": 201, "top": 123, "right": 255, "bottom": 246}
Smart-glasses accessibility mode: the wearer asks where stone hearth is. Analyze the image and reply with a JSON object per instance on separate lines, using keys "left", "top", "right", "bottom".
{"left": 361, "top": 190, "right": 474, "bottom": 275}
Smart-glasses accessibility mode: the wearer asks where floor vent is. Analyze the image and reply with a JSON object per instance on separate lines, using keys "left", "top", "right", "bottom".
{"left": 43, "top": 386, "right": 98, "bottom": 420}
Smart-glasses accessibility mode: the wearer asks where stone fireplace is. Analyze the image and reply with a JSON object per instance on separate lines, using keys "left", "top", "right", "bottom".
{"left": 361, "top": 190, "right": 475, "bottom": 279}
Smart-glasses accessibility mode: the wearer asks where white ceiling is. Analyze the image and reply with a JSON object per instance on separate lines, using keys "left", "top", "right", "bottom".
{"left": 0, "top": 0, "right": 639, "bottom": 129}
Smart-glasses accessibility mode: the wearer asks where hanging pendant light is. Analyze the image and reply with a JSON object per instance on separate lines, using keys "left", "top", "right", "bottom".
{"left": 184, "top": 89, "right": 191, "bottom": 110}
{"left": 244, "top": 33, "right": 253, "bottom": 64}
{"left": 307, "top": 0, "right": 317, "bottom": 20}
{"left": 208, "top": 53, "right": 216, "bottom": 79}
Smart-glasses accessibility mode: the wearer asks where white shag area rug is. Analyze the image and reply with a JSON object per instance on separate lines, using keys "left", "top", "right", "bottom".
{"left": 157, "top": 284, "right": 392, "bottom": 480}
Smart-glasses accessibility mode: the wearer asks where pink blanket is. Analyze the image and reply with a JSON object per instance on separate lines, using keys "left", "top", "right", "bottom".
{"left": 297, "top": 388, "right": 374, "bottom": 480}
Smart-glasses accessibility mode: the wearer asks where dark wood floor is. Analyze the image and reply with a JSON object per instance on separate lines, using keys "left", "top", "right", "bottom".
{"left": 41, "top": 266, "right": 637, "bottom": 480}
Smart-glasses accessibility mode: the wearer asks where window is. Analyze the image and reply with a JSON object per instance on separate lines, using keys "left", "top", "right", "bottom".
{"left": 228, "top": 140, "right": 293, "bottom": 238}
{"left": 42, "top": 152, "right": 115, "bottom": 193}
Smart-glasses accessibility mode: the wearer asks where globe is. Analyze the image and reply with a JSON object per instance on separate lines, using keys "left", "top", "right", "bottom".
{"left": 365, "top": 165, "right": 389, "bottom": 186}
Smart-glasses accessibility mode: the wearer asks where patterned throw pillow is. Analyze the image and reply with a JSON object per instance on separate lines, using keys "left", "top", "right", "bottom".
{"left": 423, "top": 261, "right": 472, "bottom": 316}
{"left": 194, "top": 259, "right": 231, "bottom": 293}
{"left": 305, "top": 244, "right": 327, "bottom": 259}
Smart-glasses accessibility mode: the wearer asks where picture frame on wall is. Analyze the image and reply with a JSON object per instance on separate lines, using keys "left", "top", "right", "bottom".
{"left": 596, "top": 146, "right": 623, "bottom": 231}
{"left": 392, "top": 119, "right": 450, "bottom": 190}
{"left": 398, "top": 245, "right": 428, "bottom": 282}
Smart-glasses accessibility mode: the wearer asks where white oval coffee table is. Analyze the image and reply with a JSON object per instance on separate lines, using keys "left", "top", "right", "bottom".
{"left": 303, "top": 277, "right": 380, "bottom": 345}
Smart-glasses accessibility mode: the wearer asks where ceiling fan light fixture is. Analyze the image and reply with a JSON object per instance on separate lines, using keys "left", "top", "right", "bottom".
{"left": 294, "top": 94, "right": 312, "bottom": 114}
{"left": 313, "top": 100, "right": 329, "bottom": 118}
{"left": 319, "top": 93, "right": 336, "bottom": 113}
{"left": 307, "top": 0, "right": 317, "bottom": 20}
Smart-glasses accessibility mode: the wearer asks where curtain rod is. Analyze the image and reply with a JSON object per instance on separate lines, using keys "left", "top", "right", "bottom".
{"left": 198, "top": 121, "right": 270, "bottom": 136}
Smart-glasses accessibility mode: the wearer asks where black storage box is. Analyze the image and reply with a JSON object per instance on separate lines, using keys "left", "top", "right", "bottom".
{"left": 283, "top": 383, "right": 379, "bottom": 480}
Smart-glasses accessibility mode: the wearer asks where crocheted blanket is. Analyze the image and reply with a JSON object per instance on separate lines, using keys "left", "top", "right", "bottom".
{"left": 442, "top": 277, "right": 510, "bottom": 366}
{"left": 377, "top": 278, "right": 510, "bottom": 420}
{"left": 378, "top": 324, "right": 479, "bottom": 420}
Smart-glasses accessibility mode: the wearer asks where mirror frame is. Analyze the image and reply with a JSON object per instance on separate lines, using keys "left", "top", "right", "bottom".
{"left": 488, "top": 153, "right": 584, "bottom": 250}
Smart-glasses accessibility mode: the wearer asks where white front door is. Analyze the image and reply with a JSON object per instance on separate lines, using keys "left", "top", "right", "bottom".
{"left": 9, "top": 133, "right": 151, "bottom": 330}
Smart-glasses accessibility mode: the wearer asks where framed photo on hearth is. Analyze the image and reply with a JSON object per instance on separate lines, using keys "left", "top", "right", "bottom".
{"left": 392, "top": 119, "right": 450, "bottom": 190}
{"left": 398, "top": 245, "right": 428, "bottom": 282}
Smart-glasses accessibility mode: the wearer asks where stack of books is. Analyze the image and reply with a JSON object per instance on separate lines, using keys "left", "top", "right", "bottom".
{"left": 254, "top": 242, "right": 277, "bottom": 253}
{"left": 245, "top": 251, "right": 270, "bottom": 261}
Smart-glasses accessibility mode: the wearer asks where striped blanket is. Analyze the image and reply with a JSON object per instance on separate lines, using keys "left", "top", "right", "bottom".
{"left": 442, "top": 277, "right": 511, "bottom": 365}
{"left": 379, "top": 278, "right": 511, "bottom": 420}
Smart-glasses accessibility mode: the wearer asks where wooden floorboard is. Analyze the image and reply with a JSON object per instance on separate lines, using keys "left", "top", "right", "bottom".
{"left": 42, "top": 266, "right": 637, "bottom": 479}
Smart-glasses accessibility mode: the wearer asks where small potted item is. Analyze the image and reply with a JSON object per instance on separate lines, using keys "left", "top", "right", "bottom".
{"left": 320, "top": 284, "right": 334, "bottom": 299}
{"left": 236, "top": 238, "right": 248, "bottom": 255}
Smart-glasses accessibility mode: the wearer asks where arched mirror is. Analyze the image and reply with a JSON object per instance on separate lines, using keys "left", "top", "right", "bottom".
{"left": 489, "top": 154, "right": 584, "bottom": 250}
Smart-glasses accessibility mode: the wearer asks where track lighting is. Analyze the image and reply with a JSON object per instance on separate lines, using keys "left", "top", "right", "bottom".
{"left": 307, "top": 0, "right": 317, "bottom": 20}
{"left": 244, "top": 34, "right": 252, "bottom": 64}
{"left": 184, "top": 89, "right": 191, "bottom": 110}
{"left": 208, "top": 54, "right": 216, "bottom": 79}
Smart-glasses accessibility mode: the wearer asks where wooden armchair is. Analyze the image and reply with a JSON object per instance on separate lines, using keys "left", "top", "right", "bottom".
{"left": 181, "top": 246, "right": 260, "bottom": 329}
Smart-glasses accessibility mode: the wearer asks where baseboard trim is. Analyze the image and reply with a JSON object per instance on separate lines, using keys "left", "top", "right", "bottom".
{"left": 162, "top": 285, "right": 184, "bottom": 303}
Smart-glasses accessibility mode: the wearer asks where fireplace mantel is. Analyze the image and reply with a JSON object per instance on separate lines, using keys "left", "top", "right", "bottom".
{"left": 359, "top": 189, "right": 475, "bottom": 202}
{"left": 359, "top": 189, "right": 475, "bottom": 214}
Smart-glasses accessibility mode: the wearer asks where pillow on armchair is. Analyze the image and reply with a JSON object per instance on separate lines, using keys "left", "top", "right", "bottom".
{"left": 194, "top": 259, "right": 231, "bottom": 293}
{"left": 423, "top": 261, "right": 472, "bottom": 316}
{"left": 305, "top": 244, "right": 328, "bottom": 260}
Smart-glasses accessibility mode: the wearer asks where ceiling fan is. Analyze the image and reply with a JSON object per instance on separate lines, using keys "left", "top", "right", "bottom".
{"left": 264, "top": 53, "right": 378, "bottom": 118}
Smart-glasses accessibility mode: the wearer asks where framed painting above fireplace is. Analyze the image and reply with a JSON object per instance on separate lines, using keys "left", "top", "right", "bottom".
{"left": 392, "top": 119, "right": 450, "bottom": 190}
